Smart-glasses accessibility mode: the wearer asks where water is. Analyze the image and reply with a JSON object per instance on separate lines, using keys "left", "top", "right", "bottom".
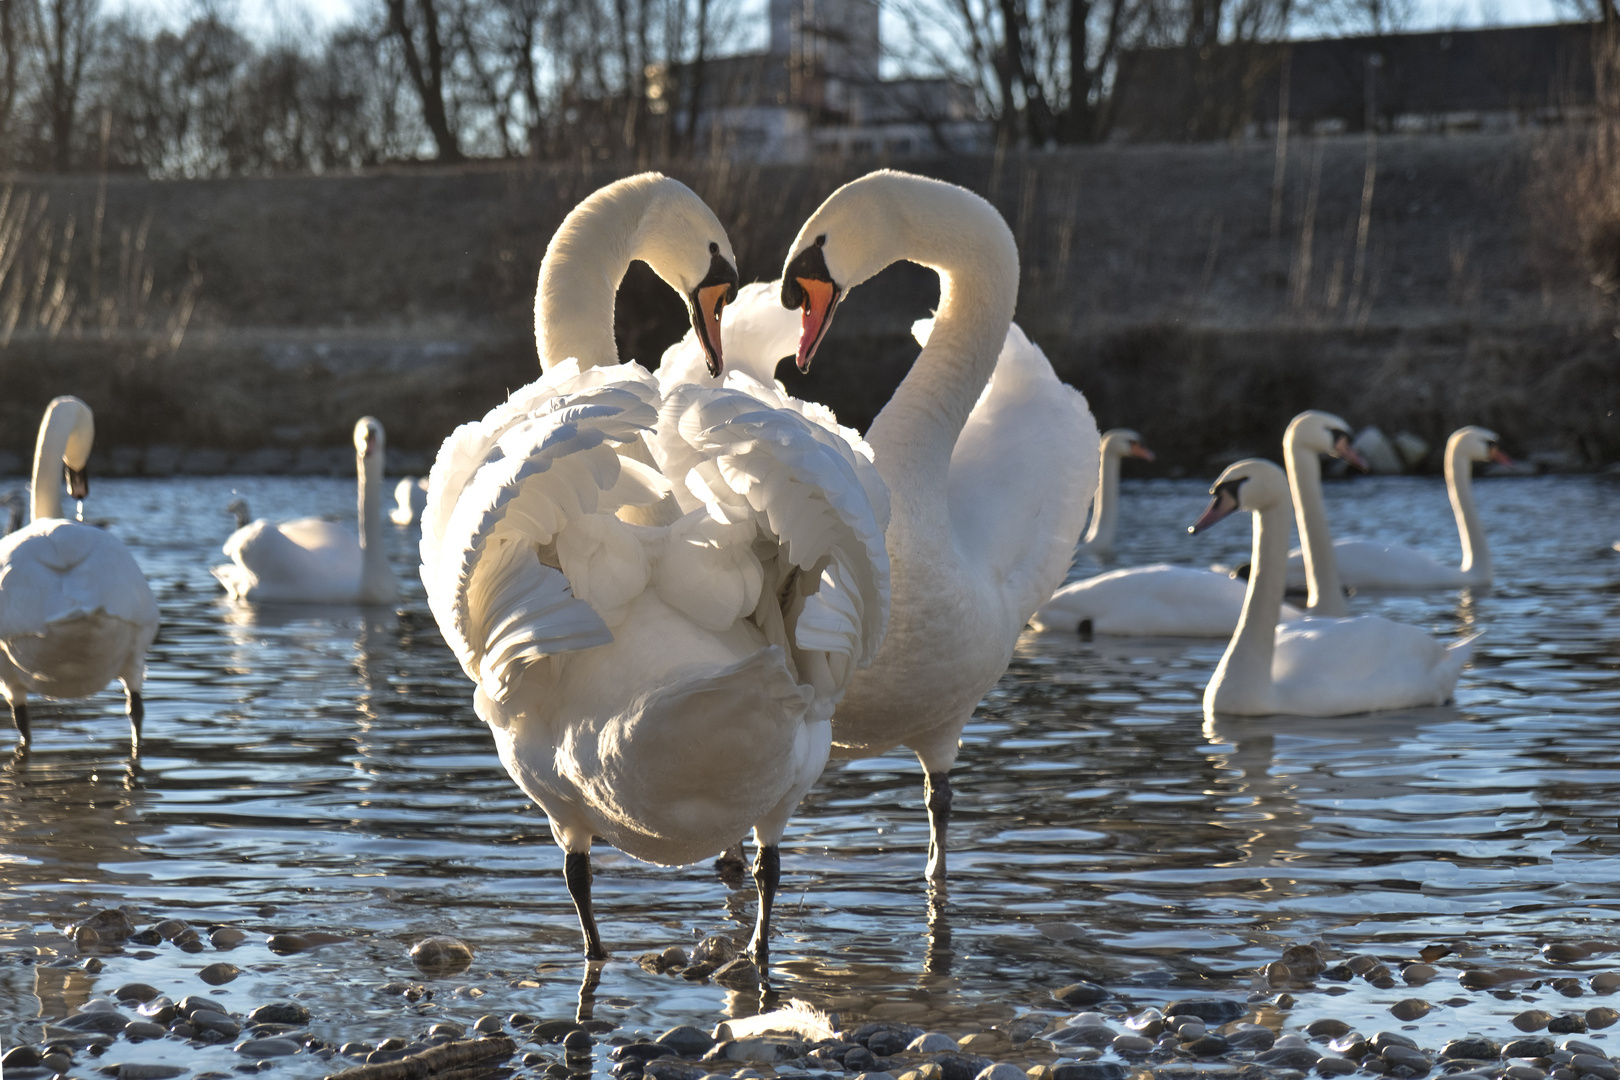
{"left": 0, "top": 472, "right": 1617, "bottom": 1073}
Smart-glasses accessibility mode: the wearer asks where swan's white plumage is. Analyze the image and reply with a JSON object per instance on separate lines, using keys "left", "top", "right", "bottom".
{"left": 0, "top": 396, "right": 158, "bottom": 747}
{"left": 391, "top": 476, "right": 429, "bottom": 525}
{"left": 1198, "top": 458, "right": 1478, "bottom": 718}
{"left": 214, "top": 417, "right": 399, "bottom": 605}
{"left": 421, "top": 358, "right": 888, "bottom": 866}
{"left": 1032, "top": 563, "right": 1305, "bottom": 637}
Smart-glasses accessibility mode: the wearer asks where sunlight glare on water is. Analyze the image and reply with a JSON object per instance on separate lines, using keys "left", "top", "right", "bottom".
{"left": 0, "top": 471, "right": 1616, "bottom": 1070}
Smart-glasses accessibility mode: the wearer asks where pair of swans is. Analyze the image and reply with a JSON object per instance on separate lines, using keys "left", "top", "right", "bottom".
{"left": 1030, "top": 414, "right": 1369, "bottom": 636}
{"left": 420, "top": 170, "right": 1097, "bottom": 964}
{"left": 0, "top": 397, "right": 159, "bottom": 751}
{"left": 212, "top": 418, "right": 400, "bottom": 606}
{"left": 1192, "top": 456, "right": 1478, "bottom": 716}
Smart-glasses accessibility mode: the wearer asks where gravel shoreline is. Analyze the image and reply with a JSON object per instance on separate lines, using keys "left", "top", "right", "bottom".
{"left": 8, "top": 909, "right": 1620, "bottom": 1080}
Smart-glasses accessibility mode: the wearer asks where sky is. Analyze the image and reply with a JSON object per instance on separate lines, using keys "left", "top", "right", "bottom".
{"left": 107, "top": 0, "right": 1571, "bottom": 45}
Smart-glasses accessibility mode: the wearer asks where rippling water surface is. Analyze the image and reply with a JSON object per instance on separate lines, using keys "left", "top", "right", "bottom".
{"left": 1, "top": 472, "right": 1617, "bottom": 1073}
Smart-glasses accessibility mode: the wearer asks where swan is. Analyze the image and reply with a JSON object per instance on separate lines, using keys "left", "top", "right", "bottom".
{"left": 0, "top": 396, "right": 159, "bottom": 750}
{"left": 782, "top": 169, "right": 1099, "bottom": 882}
{"left": 1, "top": 489, "right": 23, "bottom": 535}
{"left": 1281, "top": 426, "right": 1509, "bottom": 590}
{"left": 421, "top": 173, "right": 889, "bottom": 969}
{"left": 1279, "top": 410, "right": 1366, "bottom": 617}
{"left": 225, "top": 497, "right": 251, "bottom": 532}
{"left": 390, "top": 476, "right": 429, "bottom": 526}
{"left": 1081, "top": 428, "right": 1155, "bottom": 558}
{"left": 1191, "top": 457, "right": 1479, "bottom": 716}
{"left": 212, "top": 418, "right": 400, "bottom": 605}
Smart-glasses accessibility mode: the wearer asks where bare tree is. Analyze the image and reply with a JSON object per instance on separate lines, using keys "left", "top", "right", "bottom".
{"left": 39, "top": 0, "right": 98, "bottom": 170}
{"left": 383, "top": 0, "right": 464, "bottom": 160}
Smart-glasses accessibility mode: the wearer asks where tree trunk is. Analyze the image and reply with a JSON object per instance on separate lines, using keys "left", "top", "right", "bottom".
{"left": 385, "top": 0, "right": 463, "bottom": 161}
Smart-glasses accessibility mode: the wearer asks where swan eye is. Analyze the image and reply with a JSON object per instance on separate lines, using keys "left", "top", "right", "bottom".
{"left": 709, "top": 242, "right": 719, "bottom": 255}
{"left": 814, "top": 234, "right": 826, "bottom": 247}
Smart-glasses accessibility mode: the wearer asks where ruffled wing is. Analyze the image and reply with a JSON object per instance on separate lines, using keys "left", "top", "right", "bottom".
{"left": 0, "top": 520, "right": 158, "bottom": 639}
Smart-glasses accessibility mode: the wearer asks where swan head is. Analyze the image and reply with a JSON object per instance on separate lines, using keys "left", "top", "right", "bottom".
{"left": 225, "top": 497, "right": 250, "bottom": 530}
{"left": 354, "top": 417, "right": 386, "bottom": 468}
{"left": 1449, "top": 426, "right": 1512, "bottom": 467}
{"left": 1285, "top": 410, "right": 1367, "bottom": 471}
{"left": 1102, "top": 428, "right": 1155, "bottom": 462}
{"left": 1189, "top": 458, "right": 1290, "bottom": 534}
{"left": 39, "top": 395, "right": 96, "bottom": 499}
{"left": 631, "top": 177, "right": 739, "bottom": 377}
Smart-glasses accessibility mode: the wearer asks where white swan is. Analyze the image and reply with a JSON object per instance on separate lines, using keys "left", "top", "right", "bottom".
{"left": 225, "top": 497, "right": 251, "bottom": 532}
{"left": 1191, "top": 457, "right": 1478, "bottom": 716}
{"left": 1283, "top": 426, "right": 1508, "bottom": 591}
{"left": 422, "top": 173, "right": 889, "bottom": 969}
{"left": 782, "top": 170, "right": 1098, "bottom": 882}
{"left": 212, "top": 418, "right": 399, "bottom": 605}
{"left": 1279, "top": 410, "right": 1366, "bottom": 617}
{"left": 390, "top": 476, "right": 429, "bottom": 526}
{"left": 0, "top": 396, "right": 159, "bottom": 750}
{"left": 1081, "top": 428, "right": 1155, "bottom": 557}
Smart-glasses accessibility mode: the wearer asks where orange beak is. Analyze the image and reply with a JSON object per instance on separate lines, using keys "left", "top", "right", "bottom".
{"left": 794, "top": 278, "right": 840, "bottom": 373}
{"left": 1332, "top": 434, "right": 1369, "bottom": 472}
{"left": 1129, "top": 442, "right": 1156, "bottom": 462}
{"left": 694, "top": 283, "right": 730, "bottom": 378}
{"left": 1488, "top": 445, "right": 1515, "bottom": 468}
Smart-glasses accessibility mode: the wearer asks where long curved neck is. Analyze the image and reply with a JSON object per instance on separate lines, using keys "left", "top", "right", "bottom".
{"left": 1445, "top": 443, "right": 1488, "bottom": 579}
{"left": 534, "top": 182, "right": 661, "bottom": 371}
{"left": 1284, "top": 437, "right": 1346, "bottom": 617}
{"left": 1084, "top": 450, "right": 1122, "bottom": 548}
{"left": 358, "top": 453, "right": 389, "bottom": 589}
{"left": 866, "top": 196, "right": 1019, "bottom": 512}
{"left": 1212, "top": 501, "right": 1291, "bottom": 710}
{"left": 30, "top": 412, "right": 73, "bottom": 522}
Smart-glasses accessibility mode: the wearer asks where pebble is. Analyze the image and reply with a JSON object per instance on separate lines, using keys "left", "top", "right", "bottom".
{"left": 473, "top": 1014, "right": 504, "bottom": 1034}
{"left": 1256, "top": 1045, "right": 1321, "bottom": 1069}
{"left": 1506, "top": 1067, "right": 1550, "bottom": 1080}
{"left": 1049, "top": 1065, "right": 1127, "bottom": 1080}
{"left": 3, "top": 1046, "right": 43, "bottom": 1068}
{"left": 248, "top": 1002, "right": 311, "bottom": 1026}
{"left": 42, "top": 1053, "right": 72, "bottom": 1074}
{"left": 1315, "top": 1057, "right": 1358, "bottom": 1077}
{"left": 1110, "top": 1034, "right": 1154, "bottom": 1055}
{"left": 1553, "top": 1016, "right": 1592, "bottom": 1034}
{"left": 1441, "top": 1038, "right": 1501, "bottom": 1060}
{"left": 1519, "top": 1011, "right": 1558, "bottom": 1032}
{"left": 190, "top": 1009, "right": 242, "bottom": 1037}
{"left": 117, "top": 1065, "right": 186, "bottom": 1080}
{"left": 198, "top": 962, "right": 240, "bottom": 985}
{"left": 1403, "top": 963, "right": 1440, "bottom": 985}
{"left": 564, "top": 1030, "right": 594, "bottom": 1054}
{"left": 411, "top": 935, "right": 475, "bottom": 976}
{"left": 1590, "top": 1009, "right": 1620, "bottom": 1030}
{"left": 265, "top": 931, "right": 347, "bottom": 954}
{"left": 1051, "top": 983, "right": 1108, "bottom": 1007}
{"left": 210, "top": 927, "right": 248, "bottom": 949}
{"left": 910, "top": 1034, "right": 959, "bottom": 1053}
{"left": 123, "top": 1021, "right": 168, "bottom": 1040}
{"left": 974, "top": 1067, "right": 1025, "bottom": 1080}
{"left": 1183, "top": 1035, "right": 1230, "bottom": 1056}
{"left": 235, "top": 1037, "right": 302, "bottom": 1057}
{"left": 1506, "top": 1038, "right": 1559, "bottom": 1057}
{"left": 114, "top": 983, "right": 162, "bottom": 1003}
{"left": 1572, "top": 1055, "right": 1619, "bottom": 1080}
{"left": 659, "top": 1026, "right": 715, "bottom": 1057}
{"left": 1594, "top": 974, "right": 1620, "bottom": 994}
{"left": 1391, "top": 999, "right": 1433, "bottom": 1021}
{"left": 1162, "top": 999, "right": 1246, "bottom": 1024}
{"left": 1307, "top": 1019, "right": 1352, "bottom": 1038}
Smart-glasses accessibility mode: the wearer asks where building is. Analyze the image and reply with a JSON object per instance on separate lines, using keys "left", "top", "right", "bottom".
{"left": 1110, "top": 22, "right": 1601, "bottom": 142}
{"left": 655, "top": 0, "right": 990, "bottom": 161}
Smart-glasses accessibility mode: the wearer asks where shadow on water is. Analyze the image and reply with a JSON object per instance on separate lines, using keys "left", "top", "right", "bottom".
{"left": 0, "top": 473, "right": 1618, "bottom": 1058}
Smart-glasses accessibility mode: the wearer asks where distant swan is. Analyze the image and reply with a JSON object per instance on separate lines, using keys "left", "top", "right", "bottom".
{"left": 226, "top": 497, "right": 251, "bottom": 532}
{"left": 390, "top": 476, "right": 429, "bottom": 526}
{"left": 0, "top": 396, "right": 159, "bottom": 750}
{"left": 212, "top": 418, "right": 399, "bottom": 605}
{"left": 422, "top": 174, "right": 889, "bottom": 970}
{"left": 782, "top": 170, "right": 1098, "bottom": 882}
{"left": 1081, "top": 428, "right": 1155, "bottom": 558}
{"left": 1191, "top": 457, "right": 1478, "bottom": 716}
{"left": 1283, "top": 426, "right": 1508, "bottom": 590}
{"left": 1, "top": 489, "right": 22, "bottom": 535}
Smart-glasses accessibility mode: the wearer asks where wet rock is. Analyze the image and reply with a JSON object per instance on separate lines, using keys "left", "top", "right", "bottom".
{"left": 190, "top": 1009, "right": 242, "bottom": 1038}
{"left": 660, "top": 1027, "right": 716, "bottom": 1057}
{"left": 1162, "top": 999, "right": 1245, "bottom": 1025}
{"left": 613, "top": 1042, "right": 678, "bottom": 1062}
{"left": 408, "top": 935, "right": 474, "bottom": 977}
{"left": 1564, "top": 1040, "right": 1607, "bottom": 1058}
{"left": 1306, "top": 1019, "right": 1352, "bottom": 1039}
{"left": 1381, "top": 1046, "right": 1432, "bottom": 1073}
{"left": 116, "top": 1065, "right": 185, "bottom": 1080}
{"left": 123, "top": 1021, "right": 167, "bottom": 1040}
{"left": 169, "top": 1022, "right": 196, "bottom": 1039}
{"left": 1593, "top": 974, "right": 1620, "bottom": 995}
{"left": 210, "top": 927, "right": 247, "bottom": 949}
{"left": 248, "top": 1003, "right": 310, "bottom": 1026}
{"left": 643, "top": 1062, "right": 707, "bottom": 1080}
{"left": 1052, "top": 982, "right": 1108, "bottom": 1007}
{"left": 42, "top": 1052, "right": 72, "bottom": 1074}
{"left": 1174, "top": 1021, "right": 1207, "bottom": 1040}
{"left": 1571, "top": 1055, "right": 1618, "bottom": 1080}
{"left": 153, "top": 919, "right": 189, "bottom": 940}
{"left": 1183, "top": 1035, "right": 1230, "bottom": 1057}
{"left": 1551, "top": 1016, "right": 1590, "bottom": 1035}
{"left": 1419, "top": 944, "right": 1453, "bottom": 963}
{"left": 1504, "top": 1038, "right": 1558, "bottom": 1058}
{"left": 113, "top": 983, "right": 162, "bottom": 1003}
{"left": 55, "top": 1010, "right": 128, "bottom": 1034}
{"left": 930, "top": 1053, "right": 994, "bottom": 1080}
{"left": 1320, "top": 964, "right": 1354, "bottom": 982}
{"left": 1315, "top": 1058, "right": 1358, "bottom": 1077}
{"left": 1441, "top": 1038, "right": 1500, "bottom": 1060}
{"left": 1046, "top": 1026, "right": 1114, "bottom": 1049}
{"left": 1371, "top": 1033, "right": 1417, "bottom": 1053}
{"left": 712, "top": 957, "right": 760, "bottom": 990}
{"left": 909, "top": 1034, "right": 959, "bottom": 1054}
{"left": 1111, "top": 1034, "right": 1154, "bottom": 1055}
{"left": 1346, "top": 955, "right": 1380, "bottom": 975}
{"left": 1462, "top": 967, "right": 1542, "bottom": 991}
{"left": 3, "top": 1046, "right": 44, "bottom": 1068}
{"left": 846, "top": 1047, "right": 879, "bottom": 1071}
{"left": 1518, "top": 1012, "right": 1557, "bottom": 1032}
{"left": 1226, "top": 1025, "right": 1275, "bottom": 1051}
{"left": 265, "top": 931, "right": 348, "bottom": 954}
{"left": 198, "top": 963, "right": 239, "bottom": 986}
{"left": 236, "top": 1037, "right": 302, "bottom": 1057}
{"left": 72, "top": 909, "right": 137, "bottom": 945}
{"left": 1258, "top": 1046, "right": 1322, "bottom": 1070}
{"left": 128, "top": 929, "right": 163, "bottom": 946}
{"left": 563, "top": 1030, "right": 594, "bottom": 1055}
{"left": 975, "top": 1066, "right": 1026, "bottom": 1080}
{"left": 1390, "top": 999, "right": 1432, "bottom": 1021}
{"left": 870, "top": 1031, "right": 913, "bottom": 1056}
{"left": 692, "top": 936, "right": 738, "bottom": 965}
{"left": 1281, "top": 944, "right": 1329, "bottom": 977}
{"left": 852, "top": 1024, "right": 924, "bottom": 1048}
{"left": 471, "top": 1014, "right": 503, "bottom": 1035}
{"left": 703, "top": 1039, "right": 798, "bottom": 1063}
{"left": 530, "top": 1020, "right": 583, "bottom": 1042}
{"left": 1050, "top": 1065, "right": 1127, "bottom": 1080}
{"left": 1588, "top": 1009, "right": 1620, "bottom": 1030}
{"left": 1506, "top": 1067, "right": 1549, "bottom": 1080}
{"left": 1403, "top": 964, "right": 1439, "bottom": 985}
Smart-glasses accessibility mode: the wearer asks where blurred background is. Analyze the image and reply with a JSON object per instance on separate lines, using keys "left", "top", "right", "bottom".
{"left": 0, "top": 0, "right": 1615, "bottom": 475}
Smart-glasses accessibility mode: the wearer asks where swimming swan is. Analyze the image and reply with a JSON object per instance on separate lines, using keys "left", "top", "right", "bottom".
{"left": 0, "top": 396, "right": 159, "bottom": 750}
{"left": 1081, "top": 428, "right": 1155, "bottom": 558}
{"left": 390, "top": 477, "right": 429, "bottom": 526}
{"left": 1191, "top": 458, "right": 1478, "bottom": 717}
{"left": 1, "top": 489, "right": 23, "bottom": 535}
{"left": 212, "top": 418, "right": 399, "bottom": 605}
{"left": 1283, "top": 426, "right": 1508, "bottom": 590}
{"left": 782, "top": 170, "right": 1098, "bottom": 882}
{"left": 1279, "top": 410, "right": 1367, "bottom": 617}
{"left": 421, "top": 174, "right": 889, "bottom": 970}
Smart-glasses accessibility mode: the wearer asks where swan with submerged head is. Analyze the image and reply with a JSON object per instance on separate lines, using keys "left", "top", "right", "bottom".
{"left": 782, "top": 169, "right": 1098, "bottom": 882}
{"left": 1281, "top": 426, "right": 1508, "bottom": 590}
{"left": 1191, "top": 457, "right": 1479, "bottom": 716}
{"left": 212, "top": 417, "right": 399, "bottom": 605}
{"left": 420, "top": 173, "right": 889, "bottom": 971}
{"left": 0, "top": 396, "right": 159, "bottom": 751}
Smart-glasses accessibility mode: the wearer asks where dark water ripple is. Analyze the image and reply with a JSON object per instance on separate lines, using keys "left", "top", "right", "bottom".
{"left": 0, "top": 472, "right": 1617, "bottom": 1072}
